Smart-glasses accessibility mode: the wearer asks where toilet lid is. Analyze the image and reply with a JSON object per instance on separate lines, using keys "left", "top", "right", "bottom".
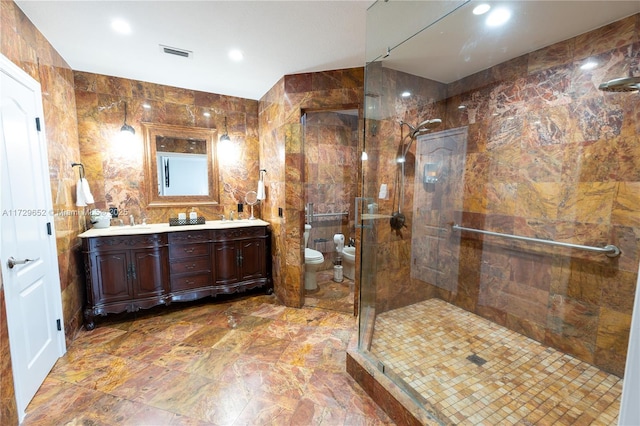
{"left": 305, "top": 248, "right": 323, "bottom": 261}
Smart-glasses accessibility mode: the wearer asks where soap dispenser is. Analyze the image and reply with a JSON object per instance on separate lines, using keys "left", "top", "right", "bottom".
{"left": 189, "top": 207, "right": 198, "bottom": 223}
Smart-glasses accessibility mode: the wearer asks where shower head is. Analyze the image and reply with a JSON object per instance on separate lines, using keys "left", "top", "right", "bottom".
{"left": 397, "top": 118, "right": 443, "bottom": 163}
{"left": 598, "top": 76, "right": 640, "bottom": 93}
{"left": 410, "top": 118, "right": 442, "bottom": 138}
{"left": 399, "top": 118, "right": 443, "bottom": 138}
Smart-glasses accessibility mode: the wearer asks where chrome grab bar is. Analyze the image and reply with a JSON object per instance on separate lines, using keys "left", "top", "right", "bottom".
{"left": 312, "top": 212, "right": 349, "bottom": 218}
{"left": 306, "top": 202, "right": 314, "bottom": 224}
{"left": 451, "top": 224, "right": 621, "bottom": 258}
{"left": 306, "top": 202, "right": 348, "bottom": 223}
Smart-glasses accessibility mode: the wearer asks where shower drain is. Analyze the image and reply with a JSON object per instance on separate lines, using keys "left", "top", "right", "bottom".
{"left": 466, "top": 353, "right": 487, "bottom": 366}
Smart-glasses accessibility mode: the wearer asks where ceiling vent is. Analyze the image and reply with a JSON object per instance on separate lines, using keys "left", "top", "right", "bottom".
{"left": 160, "top": 44, "right": 192, "bottom": 59}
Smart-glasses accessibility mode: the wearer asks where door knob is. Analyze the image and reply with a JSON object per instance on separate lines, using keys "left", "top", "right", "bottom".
{"left": 7, "top": 256, "right": 38, "bottom": 269}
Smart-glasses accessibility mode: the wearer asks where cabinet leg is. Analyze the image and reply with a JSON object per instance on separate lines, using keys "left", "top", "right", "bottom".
{"left": 83, "top": 307, "right": 96, "bottom": 331}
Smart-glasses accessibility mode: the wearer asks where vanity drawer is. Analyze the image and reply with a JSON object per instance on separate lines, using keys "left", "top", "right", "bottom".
{"left": 170, "top": 273, "right": 212, "bottom": 292}
{"left": 169, "top": 243, "right": 209, "bottom": 259}
{"left": 212, "top": 226, "right": 267, "bottom": 241}
{"left": 170, "top": 256, "right": 211, "bottom": 275}
{"left": 86, "top": 233, "right": 167, "bottom": 251}
{"left": 168, "top": 230, "right": 210, "bottom": 244}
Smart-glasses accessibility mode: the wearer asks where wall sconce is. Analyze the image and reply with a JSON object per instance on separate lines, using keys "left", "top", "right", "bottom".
{"left": 423, "top": 163, "right": 438, "bottom": 184}
{"left": 217, "top": 116, "right": 239, "bottom": 165}
{"left": 220, "top": 116, "right": 230, "bottom": 142}
{"left": 120, "top": 102, "right": 135, "bottom": 134}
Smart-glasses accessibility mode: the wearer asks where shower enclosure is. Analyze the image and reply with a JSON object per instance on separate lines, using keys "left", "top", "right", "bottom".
{"left": 355, "top": 1, "right": 640, "bottom": 423}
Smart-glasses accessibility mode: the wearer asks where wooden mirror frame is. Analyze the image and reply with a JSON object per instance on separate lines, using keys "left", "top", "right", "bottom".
{"left": 142, "top": 122, "right": 220, "bottom": 207}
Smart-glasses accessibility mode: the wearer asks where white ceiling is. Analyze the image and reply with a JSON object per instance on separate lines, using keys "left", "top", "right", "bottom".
{"left": 15, "top": 1, "right": 640, "bottom": 101}
{"left": 371, "top": 1, "right": 640, "bottom": 85}
{"left": 15, "top": 0, "right": 372, "bottom": 100}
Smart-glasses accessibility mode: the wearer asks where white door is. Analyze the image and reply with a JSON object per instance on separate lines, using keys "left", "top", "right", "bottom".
{"left": 0, "top": 54, "right": 66, "bottom": 422}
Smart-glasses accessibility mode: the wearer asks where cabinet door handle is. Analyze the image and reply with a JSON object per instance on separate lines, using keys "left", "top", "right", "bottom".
{"left": 131, "top": 264, "right": 137, "bottom": 280}
{"left": 185, "top": 264, "right": 196, "bottom": 270}
{"left": 184, "top": 247, "right": 195, "bottom": 253}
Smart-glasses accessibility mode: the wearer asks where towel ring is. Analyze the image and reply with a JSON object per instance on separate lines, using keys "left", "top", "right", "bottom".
{"left": 71, "top": 162, "right": 85, "bottom": 179}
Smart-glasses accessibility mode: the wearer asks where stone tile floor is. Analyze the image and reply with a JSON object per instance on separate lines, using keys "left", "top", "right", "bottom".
{"left": 23, "top": 288, "right": 391, "bottom": 425}
{"left": 304, "top": 270, "right": 354, "bottom": 315}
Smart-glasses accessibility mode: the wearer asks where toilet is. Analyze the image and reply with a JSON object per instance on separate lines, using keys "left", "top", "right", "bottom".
{"left": 342, "top": 246, "right": 356, "bottom": 280}
{"left": 304, "top": 224, "right": 324, "bottom": 290}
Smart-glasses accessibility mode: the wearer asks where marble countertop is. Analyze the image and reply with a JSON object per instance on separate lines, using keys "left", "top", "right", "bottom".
{"left": 78, "top": 219, "right": 270, "bottom": 238}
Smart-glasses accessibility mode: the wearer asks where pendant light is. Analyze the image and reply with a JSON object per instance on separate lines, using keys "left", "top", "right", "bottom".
{"left": 120, "top": 102, "right": 135, "bottom": 134}
{"left": 220, "top": 116, "right": 230, "bottom": 142}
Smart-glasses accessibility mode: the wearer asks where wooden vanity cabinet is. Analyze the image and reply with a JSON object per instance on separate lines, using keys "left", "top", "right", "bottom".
{"left": 168, "top": 230, "right": 213, "bottom": 302}
{"left": 82, "top": 233, "right": 168, "bottom": 330}
{"left": 212, "top": 227, "right": 269, "bottom": 293}
{"left": 82, "top": 225, "right": 272, "bottom": 329}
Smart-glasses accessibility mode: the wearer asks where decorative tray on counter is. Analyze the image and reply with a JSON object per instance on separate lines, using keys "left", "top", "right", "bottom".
{"left": 169, "top": 216, "right": 206, "bottom": 226}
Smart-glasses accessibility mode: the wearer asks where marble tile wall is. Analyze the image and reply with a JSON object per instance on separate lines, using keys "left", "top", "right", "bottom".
{"left": 1, "top": 1, "right": 85, "bottom": 422}
{"left": 367, "top": 14, "right": 640, "bottom": 377}
{"left": 259, "top": 68, "right": 364, "bottom": 308}
{"left": 73, "top": 71, "right": 260, "bottom": 224}
{"left": 258, "top": 77, "right": 289, "bottom": 307}
{"left": 304, "top": 111, "right": 359, "bottom": 267}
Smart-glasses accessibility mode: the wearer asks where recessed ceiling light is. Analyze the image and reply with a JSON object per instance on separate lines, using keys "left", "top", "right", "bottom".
{"left": 111, "top": 18, "right": 131, "bottom": 35}
{"left": 229, "top": 49, "right": 244, "bottom": 62}
{"left": 473, "top": 4, "right": 491, "bottom": 15}
{"left": 580, "top": 61, "right": 599, "bottom": 70}
{"left": 401, "top": 91, "right": 411, "bottom": 97}
{"left": 486, "top": 8, "right": 511, "bottom": 27}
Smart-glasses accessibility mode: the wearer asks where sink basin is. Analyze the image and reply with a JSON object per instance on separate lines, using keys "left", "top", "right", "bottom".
{"left": 209, "top": 219, "right": 251, "bottom": 225}
{"left": 96, "top": 224, "right": 160, "bottom": 234}
{"left": 104, "top": 225, "right": 153, "bottom": 230}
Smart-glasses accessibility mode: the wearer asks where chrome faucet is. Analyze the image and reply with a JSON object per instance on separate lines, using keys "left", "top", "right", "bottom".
{"left": 129, "top": 214, "right": 135, "bottom": 226}
{"left": 229, "top": 210, "right": 235, "bottom": 221}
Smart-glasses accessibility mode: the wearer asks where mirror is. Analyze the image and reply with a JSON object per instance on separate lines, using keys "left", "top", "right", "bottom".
{"left": 142, "top": 122, "right": 219, "bottom": 207}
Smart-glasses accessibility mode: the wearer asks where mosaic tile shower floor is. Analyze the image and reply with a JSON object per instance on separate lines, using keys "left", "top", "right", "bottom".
{"left": 22, "top": 293, "right": 390, "bottom": 425}
{"left": 370, "top": 299, "right": 623, "bottom": 425}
